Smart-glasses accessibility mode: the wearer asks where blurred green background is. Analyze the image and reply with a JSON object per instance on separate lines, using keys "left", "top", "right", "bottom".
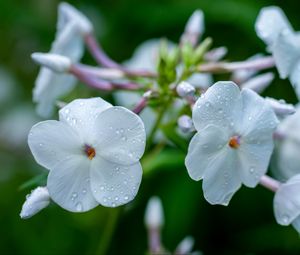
{"left": 1, "top": 0, "right": 300, "bottom": 254}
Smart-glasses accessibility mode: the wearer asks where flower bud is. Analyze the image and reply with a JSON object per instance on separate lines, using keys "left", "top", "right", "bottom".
{"left": 178, "top": 115, "right": 195, "bottom": 133}
{"left": 241, "top": 72, "right": 274, "bottom": 93}
{"left": 181, "top": 10, "right": 204, "bottom": 46}
{"left": 31, "top": 53, "right": 72, "bottom": 73}
{"left": 274, "top": 174, "right": 300, "bottom": 233}
{"left": 265, "top": 97, "right": 295, "bottom": 117}
{"left": 59, "top": 2, "right": 93, "bottom": 35}
{"left": 20, "top": 186, "right": 50, "bottom": 219}
{"left": 176, "top": 81, "right": 196, "bottom": 98}
{"left": 145, "top": 196, "right": 164, "bottom": 229}
{"left": 175, "top": 236, "right": 195, "bottom": 255}
{"left": 204, "top": 46, "right": 228, "bottom": 62}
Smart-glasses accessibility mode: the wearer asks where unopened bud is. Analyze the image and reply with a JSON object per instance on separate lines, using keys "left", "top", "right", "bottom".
{"left": 176, "top": 81, "right": 196, "bottom": 98}
{"left": 266, "top": 97, "right": 296, "bottom": 117}
{"left": 59, "top": 2, "right": 93, "bottom": 35}
{"left": 175, "top": 236, "right": 195, "bottom": 255}
{"left": 241, "top": 72, "right": 274, "bottom": 93}
{"left": 204, "top": 47, "right": 228, "bottom": 62}
{"left": 20, "top": 186, "right": 50, "bottom": 219}
{"left": 145, "top": 196, "right": 164, "bottom": 229}
{"left": 178, "top": 115, "right": 195, "bottom": 133}
{"left": 31, "top": 53, "right": 72, "bottom": 73}
{"left": 181, "top": 10, "right": 204, "bottom": 46}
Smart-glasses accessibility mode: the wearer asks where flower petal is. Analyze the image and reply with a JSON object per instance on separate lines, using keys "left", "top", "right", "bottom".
{"left": 28, "top": 120, "right": 82, "bottom": 170}
{"left": 59, "top": 97, "right": 112, "bottom": 144}
{"left": 273, "top": 32, "right": 300, "bottom": 79}
{"left": 33, "top": 68, "right": 76, "bottom": 118}
{"left": 47, "top": 155, "right": 98, "bottom": 212}
{"left": 255, "top": 6, "right": 293, "bottom": 47}
{"left": 185, "top": 125, "right": 228, "bottom": 181}
{"left": 90, "top": 157, "right": 142, "bottom": 207}
{"left": 274, "top": 174, "right": 300, "bottom": 225}
{"left": 240, "top": 88, "right": 278, "bottom": 141}
{"left": 193, "top": 81, "right": 242, "bottom": 133}
{"left": 95, "top": 106, "right": 146, "bottom": 165}
{"left": 202, "top": 148, "right": 241, "bottom": 206}
{"left": 289, "top": 61, "right": 300, "bottom": 100}
{"left": 292, "top": 216, "right": 300, "bottom": 233}
{"left": 237, "top": 142, "right": 273, "bottom": 187}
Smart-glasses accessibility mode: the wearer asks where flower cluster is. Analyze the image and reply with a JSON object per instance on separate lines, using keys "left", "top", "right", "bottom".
{"left": 19, "top": 2, "right": 300, "bottom": 240}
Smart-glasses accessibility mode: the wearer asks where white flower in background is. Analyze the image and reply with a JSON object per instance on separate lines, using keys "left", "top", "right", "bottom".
{"left": 20, "top": 187, "right": 50, "bottom": 219}
{"left": 28, "top": 98, "right": 146, "bottom": 212}
{"left": 274, "top": 174, "right": 300, "bottom": 233}
{"left": 145, "top": 196, "right": 164, "bottom": 229}
{"left": 255, "top": 6, "right": 293, "bottom": 49}
{"left": 255, "top": 6, "right": 300, "bottom": 99}
{"left": 33, "top": 2, "right": 93, "bottom": 118}
{"left": 265, "top": 97, "right": 295, "bottom": 118}
{"left": 271, "top": 105, "right": 300, "bottom": 181}
{"left": 185, "top": 81, "right": 278, "bottom": 205}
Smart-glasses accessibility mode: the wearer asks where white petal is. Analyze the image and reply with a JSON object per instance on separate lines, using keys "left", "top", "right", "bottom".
{"left": 187, "top": 73, "right": 213, "bottom": 89}
{"left": 193, "top": 81, "right": 242, "bottom": 133}
{"left": 289, "top": 61, "right": 300, "bottom": 100}
{"left": 240, "top": 88, "right": 278, "bottom": 141}
{"left": 33, "top": 68, "right": 76, "bottom": 118}
{"left": 95, "top": 106, "right": 146, "bottom": 165}
{"left": 274, "top": 174, "right": 300, "bottom": 225}
{"left": 90, "top": 157, "right": 142, "bottom": 207}
{"left": 52, "top": 21, "right": 84, "bottom": 62}
{"left": 185, "top": 125, "right": 228, "bottom": 181}
{"left": 292, "top": 216, "right": 300, "bottom": 233}
{"left": 202, "top": 148, "right": 241, "bottom": 206}
{"left": 255, "top": 6, "right": 293, "bottom": 47}
{"left": 273, "top": 32, "right": 300, "bottom": 79}
{"left": 59, "top": 97, "right": 112, "bottom": 144}
{"left": 28, "top": 120, "right": 82, "bottom": 170}
{"left": 47, "top": 155, "right": 98, "bottom": 212}
{"left": 237, "top": 142, "right": 273, "bottom": 187}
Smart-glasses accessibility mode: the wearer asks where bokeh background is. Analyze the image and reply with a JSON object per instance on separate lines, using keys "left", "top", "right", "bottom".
{"left": 1, "top": 0, "right": 300, "bottom": 254}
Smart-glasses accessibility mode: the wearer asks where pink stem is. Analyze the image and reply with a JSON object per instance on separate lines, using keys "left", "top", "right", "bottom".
{"left": 70, "top": 65, "right": 140, "bottom": 91}
{"left": 84, "top": 34, "right": 157, "bottom": 78}
{"left": 259, "top": 175, "right": 281, "bottom": 192}
{"left": 198, "top": 56, "right": 275, "bottom": 73}
{"left": 132, "top": 97, "right": 147, "bottom": 114}
{"left": 148, "top": 228, "right": 162, "bottom": 254}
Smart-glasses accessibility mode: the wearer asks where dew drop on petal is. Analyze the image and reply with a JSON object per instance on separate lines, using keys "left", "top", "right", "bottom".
{"left": 75, "top": 202, "right": 83, "bottom": 212}
{"left": 281, "top": 214, "right": 290, "bottom": 224}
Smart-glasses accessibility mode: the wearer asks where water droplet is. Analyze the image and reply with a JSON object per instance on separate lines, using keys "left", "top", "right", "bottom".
{"left": 205, "top": 102, "right": 210, "bottom": 107}
{"left": 39, "top": 143, "right": 43, "bottom": 147}
{"left": 111, "top": 202, "right": 116, "bottom": 207}
{"left": 82, "top": 189, "right": 87, "bottom": 194}
{"left": 115, "top": 196, "right": 119, "bottom": 201}
{"left": 248, "top": 116, "right": 252, "bottom": 121}
{"left": 281, "top": 214, "right": 290, "bottom": 224}
{"left": 65, "top": 109, "right": 70, "bottom": 114}
{"left": 100, "top": 185, "right": 105, "bottom": 191}
{"left": 124, "top": 196, "right": 129, "bottom": 200}
{"left": 249, "top": 167, "right": 255, "bottom": 174}
{"left": 75, "top": 202, "right": 83, "bottom": 212}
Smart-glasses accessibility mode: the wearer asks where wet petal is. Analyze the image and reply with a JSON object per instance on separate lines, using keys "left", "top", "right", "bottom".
{"left": 185, "top": 125, "right": 228, "bottom": 181}
{"left": 28, "top": 120, "right": 82, "bottom": 170}
{"left": 47, "top": 155, "right": 98, "bottom": 212}
{"left": 274, "top": 174, "right": 300, "bottom": 225}
{"left": 193, "top": 81, "right": 242, "bottom": 134}
{"left": 90, "top": 157, "right": 142, "bottom": 207}
{"left": 95, "top": 106, "right": 146, "bottom": 165}
{"left": 202, "top": 148, "right": 241, "bottom": 206}
{"left": 255, "top": 6, "right": 293, "bottom": 47}
{"left": 59, "top": 97, "right": 112, "bottom": 143}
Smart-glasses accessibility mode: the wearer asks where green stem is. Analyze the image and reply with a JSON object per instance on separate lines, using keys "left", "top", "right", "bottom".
{"left": 146, "top": 97, "right": 172, "bottom": 150}
{"left": 96, "top": 208, "right": 122, "bottom": 255}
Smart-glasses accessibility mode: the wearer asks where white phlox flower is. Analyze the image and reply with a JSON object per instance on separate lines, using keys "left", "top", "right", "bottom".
{"left": 185, "top": 81, "right": 279, "bottom": 205}
{"left": 274, "top": 174, "right": 300, "bottom": 233}
{"left": 33, "top": 2, "right": 92, "bottom": 118}
{"left": 255, "top": 6, "right": 300, "bottom": 99}
{"left": 28, "top": 98, "right": 146, "bottom": 212}
{"left": 20, "top": 187, "right": 50, "bottom": 219}
{"left": 271, "top": 105, "right": 300, "bottom": 181}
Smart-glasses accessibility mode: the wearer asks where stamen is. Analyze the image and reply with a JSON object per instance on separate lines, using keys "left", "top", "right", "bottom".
{"left": 84, "top": 144, "right": 96, "bottom": 160}
{"left": 228, "top": 135, "right": 240, "bottom": 149}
